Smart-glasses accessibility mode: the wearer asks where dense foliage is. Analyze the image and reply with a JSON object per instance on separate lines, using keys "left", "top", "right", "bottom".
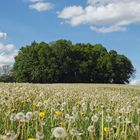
{"left": 0, "top": 74, "right": 15, "bottom": 83}
{"left": 13, "top": 40, "right": 135, "bottom": 83}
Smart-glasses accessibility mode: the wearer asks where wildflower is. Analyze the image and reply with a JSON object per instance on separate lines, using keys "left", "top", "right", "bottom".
{"left": 26, "top": 112, "right": 33, "bottom": 120}
{"left": 36, "top": 131, "right": 44, "bottom": 139}
{"left": 72, "top": 111, "right": 78, "bottom": 118}
{"left": 89, "top": 102, "right": 95, "bottom": 111}
{"left": 10, "top": 113, "right": 16, "bottom": 121}
{"left": 81, "top": 102, "right": 87, "bottom": 112}
{"left": 52, "top": 127, "right": 67, "bottom": 138}
{"left": 36, "top": 102, "right": 42, "bottom": 107}
{"left": 70, "top": 128, "right": 82, "bottom": 136}
{"left": 28, "top": 138, "right": 36, "bottom": 140}
{"left": 119, "top": 108, "right": 125, "bottom": 113}
{"left": 116, "top": 116, "right": 124, "bottom": 123}
{"left": 2, "top": 131, "right": 18, "bottom": 140}
{"left": 91, "top": 115, "right": 99, "bottom": 122}
{"left": 106, "top": 116, "right": 112, "bottom": 123}
{"left": 54, "top": 111, "right": 62, "bottom": 116}
{"left": 88, "top": 125, "right": 95, "bottom": 133}
{"left": 39, "top": 112, "right": 45, "bottom": 118}
{"left": 65, "top": 114, "right": 75, "bottom": 123}
{"left": 15, "top": 112, "right": 25, "bottom": 122}
{"left": 104, "top": 127, "right": 109, "bottom": 134}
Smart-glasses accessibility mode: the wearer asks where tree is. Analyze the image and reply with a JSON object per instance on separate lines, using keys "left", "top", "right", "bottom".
{"left": 0, "top": 74, "right": 15, "bottom": 83}
{"left": 13, "top": 40, "right": 135, "bottom": 84}
{"left": 109, "top": 50, "right": 135, "bottom": 83}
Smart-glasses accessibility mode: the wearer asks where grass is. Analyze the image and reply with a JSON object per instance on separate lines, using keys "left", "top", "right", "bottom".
{"left": 0, "top": 83, "right": 140, "bottom": 140}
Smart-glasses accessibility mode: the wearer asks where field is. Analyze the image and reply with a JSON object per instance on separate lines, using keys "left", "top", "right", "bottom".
{"left": 0, "top": 83, "right": 140, "bottom": 140}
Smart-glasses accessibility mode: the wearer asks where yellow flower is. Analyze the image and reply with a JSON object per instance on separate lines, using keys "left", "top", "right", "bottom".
{"left": 55, "top": 111, "right": 62, "bottom": 116}
{"left": 28, "top": 138, "right": 36, "bottom": 140}
{"left": 39, "top": 112, "right": 45, "bottom": 118}
{"left": 104, "top": 127, "right": 109, "bottom": 133}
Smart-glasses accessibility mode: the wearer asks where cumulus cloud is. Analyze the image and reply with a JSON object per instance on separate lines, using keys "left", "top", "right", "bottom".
{"left": 0, "top": 32, "right": 18, "bottom": 65}
{"left": 29, "top": 1, "right": 54, "bottom": 12}
{"left": 0, "top": 43, "right": 18, "bottom": 65}
{"left": 130, "top": 79, "right": 140, "bottom": 85}
{"left": 58, "top": 6, "right": 84, "bottom": 19}
{"left": 0, "top": 32, "right": 7, "bottom": 40}
{"left": 58, "top": 0, "right": 140, "bottom": 33}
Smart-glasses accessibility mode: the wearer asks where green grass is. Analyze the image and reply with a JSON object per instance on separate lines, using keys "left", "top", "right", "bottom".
{"left": 0, "top": 83, "right": 140, "bottom": 140}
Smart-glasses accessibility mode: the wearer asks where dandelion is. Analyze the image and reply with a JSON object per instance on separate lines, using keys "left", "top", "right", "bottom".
{"left": 81, "top": 102, "right": 87, "bottom": 112}
{"left": 15, "top": 112, "right": 26, "bottom": 122}
{"left": 36, "top": 131, "right": 44, "bottom": 139}
{"left": 52, "top": 127, "right": 67, "bottom": 138}
{"left": 2, "top": 131, "right": 18, "bottom": 140}
{"left": 89, "top": 102, "right": 95, "bottom": 111}
{"left": 26, "top": 112, "right": 33, "bottom": 120}
{"left": 106, "top": 116, "right": 112, "bottom": 123}
{"left": 54, "top": 111, "right": 62, "bottom": 116}
{"left": 0, "top": 83, "right": 139, "bottom": 139}
{"left": 91, "top": 115, "right": 99, "bottom": 122}
{"left": 39, "top": 112, "right": 45, "bottom": 118}
{"left": 104, "top": 127, "right": 109, "bottom": 134}
{"left": 10, "top": 113, "right": 16, "bottom": 121}
{"left": 28, "top": 138, "right": 36, "bottom": 140}
{"left": 88, "top": 125, "right": 95, "bottom": 133}
{"left": 70, "top": 128, "right": 82, "bottom": 136}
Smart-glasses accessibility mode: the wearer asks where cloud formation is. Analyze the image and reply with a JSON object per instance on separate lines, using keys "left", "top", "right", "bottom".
{"left": 0, "top": 32, "right": 7, "bottom": 40}
{"left": 58, "top": 0, "right": 140, "bottom": 33}
{"left": 29, "top": 1, "right": 54, "bottom": 12}
{"left": 0, "top": 32, "right": 17, "bottom": 65}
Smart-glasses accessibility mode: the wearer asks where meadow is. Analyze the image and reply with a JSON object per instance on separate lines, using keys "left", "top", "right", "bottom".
{"left": 0, "top": 83, "right": 140, "bottom": 140}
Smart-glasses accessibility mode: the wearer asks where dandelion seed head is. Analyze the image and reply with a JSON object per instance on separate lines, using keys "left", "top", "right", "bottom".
{"left": 52, "top": 127, "right": 67, "bottom": 138}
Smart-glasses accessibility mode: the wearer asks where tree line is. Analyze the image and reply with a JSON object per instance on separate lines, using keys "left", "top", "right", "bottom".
{"left": 8, "top": 39, "right": 134, "bottom": 84}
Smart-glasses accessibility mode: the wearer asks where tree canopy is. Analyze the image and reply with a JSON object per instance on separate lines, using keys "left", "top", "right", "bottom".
{"left": 13, "top": 40, "right": 135, "bottom": 83}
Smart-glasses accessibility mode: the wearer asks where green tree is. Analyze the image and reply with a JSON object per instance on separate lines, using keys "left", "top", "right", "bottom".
{"left": 0, "top": 74, "right": 15, "bottom": 83}
{"left": 13, "top": 40, "right": 135, "bottom": 84}
{"left": 109, "top": 50, "right": 135, "bottom": 83}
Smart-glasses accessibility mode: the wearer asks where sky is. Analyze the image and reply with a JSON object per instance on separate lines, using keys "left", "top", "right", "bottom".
{"left": 0, "top": 0, "right": 140, "bottom": 84}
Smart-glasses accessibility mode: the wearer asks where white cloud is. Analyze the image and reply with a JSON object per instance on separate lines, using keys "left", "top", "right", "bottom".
{"left": 29, "top": 1, "right": 54, "bottom": 12}
{"left": 91, "top": 25, "right": 126, "bottom": 33}
{"left": 58, "top": 6, "right": 84, "bottom": 19}
{"left": 0, "top": 43, "right": 18, "bottom": 65}
{"left": 130, "top": 79, "right": 140, "bottom": 85}
{"left": 58, "top": 0, "right": 140, "bottom": 33}
{"left": 0, "top": 32, "right": 7, "bottom": 40}
{"left": 0, "top": 31, "right": 18, "bottom": 65}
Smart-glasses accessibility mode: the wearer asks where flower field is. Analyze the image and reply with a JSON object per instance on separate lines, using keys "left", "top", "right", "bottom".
{"left": 0, "top": 83, "right": 140, "bottom": 140}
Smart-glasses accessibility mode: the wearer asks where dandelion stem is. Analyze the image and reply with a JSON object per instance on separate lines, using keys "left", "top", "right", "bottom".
{"left": 101, "top": 109, "right": 104, "bottom": 140}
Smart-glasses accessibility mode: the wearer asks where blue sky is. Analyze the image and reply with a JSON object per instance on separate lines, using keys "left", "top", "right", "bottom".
{"left": 0, "top": 0, "right": 140, "bottom": 82}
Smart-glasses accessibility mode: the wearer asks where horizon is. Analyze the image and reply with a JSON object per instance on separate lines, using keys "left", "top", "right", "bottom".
{"left": 0, "top": 0, "right": 140, "bottom": 84}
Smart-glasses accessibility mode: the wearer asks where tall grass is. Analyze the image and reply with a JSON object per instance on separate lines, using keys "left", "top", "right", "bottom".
{"left": 0, "top": 83, "right": 139, "bottom": 140}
